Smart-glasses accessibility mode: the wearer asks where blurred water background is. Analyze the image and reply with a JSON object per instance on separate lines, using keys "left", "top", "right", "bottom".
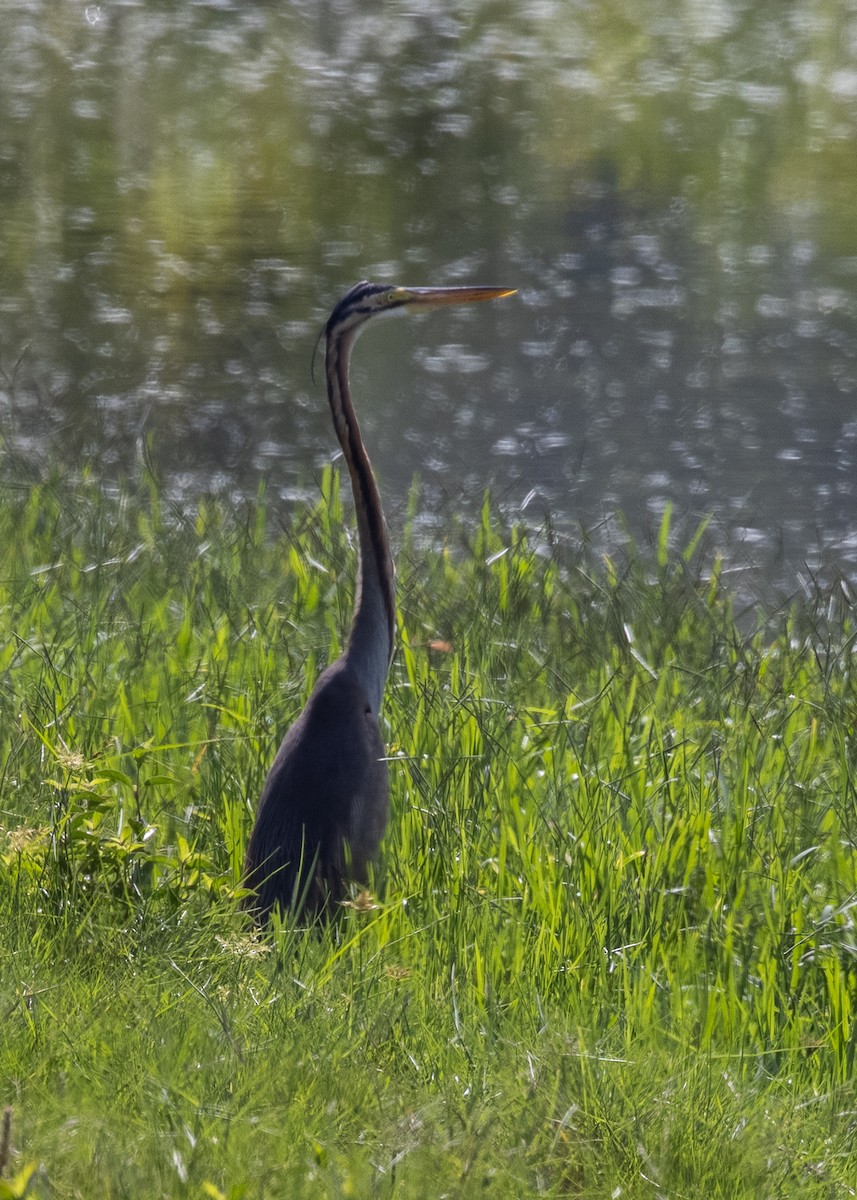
{"left": 1, "top": 1, "right": 856, "bottom": 589}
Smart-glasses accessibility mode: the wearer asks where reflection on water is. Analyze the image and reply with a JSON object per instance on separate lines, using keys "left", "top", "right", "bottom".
{"left": 1, "top": 1, "right": 856, "bottom": 584}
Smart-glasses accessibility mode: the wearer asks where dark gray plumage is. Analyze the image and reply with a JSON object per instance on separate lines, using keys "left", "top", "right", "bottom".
{"left": 244, "top": 661, "right": 389, "bottom": 917}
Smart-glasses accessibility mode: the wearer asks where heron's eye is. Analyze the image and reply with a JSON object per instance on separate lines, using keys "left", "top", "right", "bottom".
{"left": 385, "top": 290, "right": 398, "bottom": 305}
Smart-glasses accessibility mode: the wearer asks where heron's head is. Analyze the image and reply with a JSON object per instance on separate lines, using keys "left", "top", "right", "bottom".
{"left": 325, "top": 281, "right": 516, "bottom": 343}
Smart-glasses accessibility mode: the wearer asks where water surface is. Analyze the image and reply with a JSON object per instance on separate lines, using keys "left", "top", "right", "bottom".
{"left": 2, "top": 1, "right": 856, "bottom": 584}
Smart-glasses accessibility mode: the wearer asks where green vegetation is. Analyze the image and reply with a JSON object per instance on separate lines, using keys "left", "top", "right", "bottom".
{"left": 1, "top": 470, "right": 855, "bottom": 1198}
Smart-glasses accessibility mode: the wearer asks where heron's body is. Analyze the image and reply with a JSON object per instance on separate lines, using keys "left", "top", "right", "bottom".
{"left": 243, "top": 281, "right": 514, "bottom": 922}
{"left": 244, "top": 660, "right": 389, "bottom": 916}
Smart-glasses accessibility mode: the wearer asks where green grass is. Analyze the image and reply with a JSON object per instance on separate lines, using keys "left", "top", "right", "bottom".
{"left": 1, "top": 467, "right": 855, "bottom": 1198}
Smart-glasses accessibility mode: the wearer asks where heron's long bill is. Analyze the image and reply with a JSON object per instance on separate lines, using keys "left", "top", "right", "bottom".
{"left": 392, "top": 285, "right": 516, "bottom": 309}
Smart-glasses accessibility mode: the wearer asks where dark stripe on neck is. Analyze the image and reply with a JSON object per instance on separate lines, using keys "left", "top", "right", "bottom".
{"left": 334, "top": 349, "right": 395, "bottom": 656}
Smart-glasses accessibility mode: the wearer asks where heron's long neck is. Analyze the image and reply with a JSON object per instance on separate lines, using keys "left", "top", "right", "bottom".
{"left": 326, "top": 331, "right": 395, "bottom": 715}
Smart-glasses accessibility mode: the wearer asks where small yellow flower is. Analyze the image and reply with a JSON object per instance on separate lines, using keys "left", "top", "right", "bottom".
{"left": 3, "top": 825, "right": 47, "bottom": 855}
{"left": 215, "top": 934, "right": 272, "bottom": 958}
{"left": 56, "top": 749, "right": 86, "bottom": 772}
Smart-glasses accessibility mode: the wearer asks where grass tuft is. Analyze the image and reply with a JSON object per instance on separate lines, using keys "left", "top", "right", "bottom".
{"left": 1, "top": 469, "right": 855, "bottom": 1196}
